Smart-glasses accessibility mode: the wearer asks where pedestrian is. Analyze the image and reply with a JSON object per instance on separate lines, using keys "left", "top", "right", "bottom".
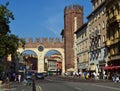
{"left": 18, "top": 74, "right": 21, "bottom": 83}
{"left": 115, "top": 73, "right": 120, "bottom": 83}
{"left": 78, "top": 71, "right": 82, "bottom": 78}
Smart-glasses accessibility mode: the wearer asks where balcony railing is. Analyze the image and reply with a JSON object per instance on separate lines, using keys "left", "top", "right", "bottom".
{"left": 89, "top": 33, "right": 94, "bottom": 39}
{"left": 96, "top": 30, "right": 101, "bottom": 36}
{"left": 108, "top": 54, "right": 120, "bottom": 61}
{"left": 108, "top": 15, "right": 120, "bottom": 24}
{"left": 105, "top": 40, "right": 111, "bottom": 46}
{"left": 106, "top": 38, "right": 120, "bottom": 46}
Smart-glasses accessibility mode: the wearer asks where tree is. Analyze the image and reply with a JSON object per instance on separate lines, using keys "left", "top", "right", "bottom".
{"left": 0, "top": 2, "right": 25, "bottom": 73}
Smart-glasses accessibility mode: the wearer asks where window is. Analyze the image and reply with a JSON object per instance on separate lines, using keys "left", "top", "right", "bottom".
{"left": 110, "top": 30, "right": 114, "bottom": 40}
{"left": 103, "top": 35, "right": 105, "bottom": 42}
{"left": 85, "top": 41, "right": 87, "bottom": 48}
{"left": 115, "top": 46, "right": 118, "bottom": 54}
{"left": 98, "top": 39, "right": 100, "bottom": 47}
{"left": 97, "top": 13, "right": 100, "bottom": 19}
{"left": 111, "top": 48, "right": 115, "bottom": 55}
{"left": 115, "top": 30, "right": 119, "bottom": 38}
{"left": 102, "top": 7, "right": 105, "bottom": 15}
{"left": 102, "top": 21, "right": 105, "bottom": 29}
{"left": 85, "top": 31, "right": 87, "bottom": 36}
{"left": 98, "top": 24, "right": 100, "bottom": 31}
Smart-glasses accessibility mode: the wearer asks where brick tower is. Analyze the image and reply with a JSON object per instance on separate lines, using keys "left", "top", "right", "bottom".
{"left": 62, "top": 5, "right": 83, "bottom": 71}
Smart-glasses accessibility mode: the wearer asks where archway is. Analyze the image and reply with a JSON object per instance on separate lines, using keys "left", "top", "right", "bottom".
{"left": 17, "top": 50, "right": 38, "bottom": 74}
{"left": 44, "top": 50, "right": 63, "bottom": 75}
{"left": 18, "top": 38, "right": 65, "bottom": 74}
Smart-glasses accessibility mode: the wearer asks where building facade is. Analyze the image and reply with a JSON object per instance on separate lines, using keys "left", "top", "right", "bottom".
{"left": 61, "top": 5, "right": 84, "bottom": 71}
{"left": 75, "top": 23, "right": 89, "bottom": 73}
{"left": 87, "top": 0, "right": 107, "bottom": 74}
{"left": 105, "top": 0, "right": 120, "bottom": 69}
{"left": 46, "top": 53, "right": 62, "bottom": 75}
{"left": 18, "top": 38, "right": 65, "bottom": 73}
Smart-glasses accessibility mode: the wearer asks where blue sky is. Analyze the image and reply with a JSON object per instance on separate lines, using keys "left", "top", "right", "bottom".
{"left": 1, "top": 0, "right": 92, "bottom": 41}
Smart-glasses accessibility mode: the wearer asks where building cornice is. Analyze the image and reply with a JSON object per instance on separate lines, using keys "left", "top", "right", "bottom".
{"left": 87, "top": 1, "right": 106, "bottom": 19}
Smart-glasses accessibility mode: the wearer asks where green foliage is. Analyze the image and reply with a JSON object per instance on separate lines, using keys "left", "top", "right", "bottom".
{"left": 0, "top": 2, "right": 25, "bottom": 60}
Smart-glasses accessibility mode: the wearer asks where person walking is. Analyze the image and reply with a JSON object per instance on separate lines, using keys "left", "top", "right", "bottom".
{"left": 18, "top": 74, "right": 21, "bottom": 83}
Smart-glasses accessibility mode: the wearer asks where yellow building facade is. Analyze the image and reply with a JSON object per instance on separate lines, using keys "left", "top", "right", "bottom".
{"left": 105, "top": 0, "right": 120, "bottom": 68}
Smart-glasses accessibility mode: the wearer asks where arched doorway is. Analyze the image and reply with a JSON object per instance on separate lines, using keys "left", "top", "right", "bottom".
{"left": 44, "top": 50, "right": 63, "bottom": 75}
{"left": 18, "top": 45, "right": 65, "bottom": 74}
{"left": 19, "top": 50, "right": 38, "bottom": 73}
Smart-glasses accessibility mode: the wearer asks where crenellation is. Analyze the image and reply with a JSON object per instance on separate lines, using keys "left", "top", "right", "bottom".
{"left": 19, "top": 37, "right": 63, "bottom": 48}
{"left": 35, "top": 38, "right": 40, "bottom": 43}
{"left": 64, "top": 4, "right": 83, "bottom": 14}
{"left": 29, "top": 38, "right": 33, "bottom": 43}
{"left": 49, "top": 38, "right": 54, "bottom": 43}
{"left": 42, "top": 38, "right": 48, "bottom": 43}
{"left": 55, "top": 38, "right": 60, "bottom": 43}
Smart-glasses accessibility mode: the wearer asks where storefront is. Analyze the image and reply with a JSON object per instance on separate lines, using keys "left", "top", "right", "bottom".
{"left": 103, "top": 66, "right": 120, "bottom": 79}
{"left": 103, "top": 65, "right": 120, "bottom": 70}
{"left": 77, "top": 62, "right": 88, "bottom": 72}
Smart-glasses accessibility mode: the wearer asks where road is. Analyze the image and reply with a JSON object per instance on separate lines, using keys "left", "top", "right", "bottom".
{"left": 1, "top": 76, "right": 120, "bottom": 91}
{"left": 36, "top": 77, "right": 120, "bottom": 91}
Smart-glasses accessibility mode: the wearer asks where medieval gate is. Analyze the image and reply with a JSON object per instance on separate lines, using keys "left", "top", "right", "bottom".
{"left": 17, "top": 38, "right": 65, "bottom": 74}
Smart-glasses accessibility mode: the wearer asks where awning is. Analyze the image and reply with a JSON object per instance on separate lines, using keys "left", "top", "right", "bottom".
{"left": 103, "top": 66, "right": 120, "bottom": 70}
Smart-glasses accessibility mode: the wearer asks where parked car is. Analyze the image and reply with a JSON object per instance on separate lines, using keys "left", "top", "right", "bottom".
{"left": 35, "top": 73, "right": 44, "bottom": 79}
{"left": 43, "top": 72, "right": 48, "bottom": 77}
{"left": 26, "top": 73, "right": 33, "bottom": 79}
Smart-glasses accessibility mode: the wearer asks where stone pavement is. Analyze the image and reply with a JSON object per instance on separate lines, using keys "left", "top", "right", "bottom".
{"left": 0, "top": 81, "right": 41, "bottom": 91}
{"left": 0, "top": 81, "right": 32, "bottom": 91}
{"left": 46, "top": 75, "right": 113, "bottom": 83}
{"left": 0, "top": 76, "right": 113, "bottom": 91}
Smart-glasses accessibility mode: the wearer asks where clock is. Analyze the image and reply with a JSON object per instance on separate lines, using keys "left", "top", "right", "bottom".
{"left": 38, "top": 46, "right": 44, "bottom": 52}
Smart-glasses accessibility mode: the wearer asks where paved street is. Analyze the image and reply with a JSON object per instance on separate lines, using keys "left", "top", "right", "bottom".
{"left": 0, "top": 76, "right": 120, "bottom": 91}
{"left": 36, "top": 76, "right": 120, "bottom": 91}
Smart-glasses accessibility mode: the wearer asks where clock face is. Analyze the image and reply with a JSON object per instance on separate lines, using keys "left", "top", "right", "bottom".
{"left": 38, "top": 46, "right": 44, "bottom": 52}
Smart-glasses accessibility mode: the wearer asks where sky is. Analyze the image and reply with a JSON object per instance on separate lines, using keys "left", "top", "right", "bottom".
{"left": 1, "top": 0, "right": 92, "bottom": 42}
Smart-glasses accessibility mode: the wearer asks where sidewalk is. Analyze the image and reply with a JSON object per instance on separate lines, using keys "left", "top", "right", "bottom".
{"left": 0, "top": 82, "right": 11, "bottom": 91}
{"left": 0, "top": 81, "right": 41, "bottom": 91}
{"left": 0, "top": 81, "right": 31, "bottom": 91}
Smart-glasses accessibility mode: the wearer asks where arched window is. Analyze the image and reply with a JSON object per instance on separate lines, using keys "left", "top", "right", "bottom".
{"left": 102, "top": 21, "right": 105, "bottom": 29}
{"left": 102, "top": 35, "right": 105, "bottom": 42}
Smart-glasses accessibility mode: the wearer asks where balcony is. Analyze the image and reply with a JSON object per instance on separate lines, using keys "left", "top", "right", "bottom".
{"left": 89, "top": 33, "right": 94, "bottom": 39}
{"left": 96, "top": 30, "right": 101, "bottom": 36}
{"left": 105, "top": 40, "right": 111, "bottom": 46}
{"left": 108, "top": 15, "right": 120, "bottom": 24}
{"left": 89, "top": 46, "right": 94, "bottom": 52}
{"left": 108, "top": 54, "right": 120, "bottom": 61}
{"left": 112, "top": 38, "right": 120, "bottom": 45}
{"left": 106, "top": 38, "right": 120, "bottom": 46}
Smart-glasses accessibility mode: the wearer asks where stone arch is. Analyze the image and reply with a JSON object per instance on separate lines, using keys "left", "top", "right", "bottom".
{"left": 21, "top": 50, "right": 38, "bottom": 56}
{"left": 17, "top": 47, "right": 65, "bottom": 74}
{"left": 17, "top": 48, "right": 39, "bottom": 71}
{"left": 44, "top": 49, "right": 63, "bottom": 59}
{"left": 20, "top": 50, "right": 38, "bottom": 71}
{"left": 37, "top": 48, "right": 65, "bottom": 74}
{"left": 44, "top": 49, "right": 64, "bottom": 73}
{"left": 18, "top": 37, "right": 64, "bottom": 74}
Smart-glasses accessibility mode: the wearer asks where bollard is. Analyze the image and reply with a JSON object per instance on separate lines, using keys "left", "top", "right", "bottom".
{"left": 32, "top": 79, "right": 36, "bottom": 91}
{"left": 6, "top": 77, "right": 10, "bottom": 89}
{"left": 7, "top": 78, "right": 10, "bottom": 89}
